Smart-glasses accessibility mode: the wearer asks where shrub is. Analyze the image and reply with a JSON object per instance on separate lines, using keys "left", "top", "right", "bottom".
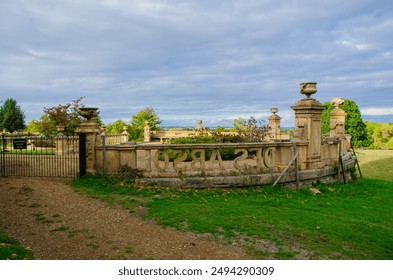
{"left": 387, "top": 138, "right": 393, "bottom": 150}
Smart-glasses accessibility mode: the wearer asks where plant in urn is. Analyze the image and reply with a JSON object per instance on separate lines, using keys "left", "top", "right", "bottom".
{"left": 79, "top": 107, "right": 99, "bottom": 122}
{"left": 299, "top": 82, "right": 317, "bottom": 99}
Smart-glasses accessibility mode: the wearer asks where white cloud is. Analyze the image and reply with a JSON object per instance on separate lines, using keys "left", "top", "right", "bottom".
{"left": 361, "top": 108, "right": 393, "bottom": 116}
{"left": 335, "top": 40, "right": 371, "bottom": 51}
{"left": 1, "top": 0, "right": 392, "bottom": 126}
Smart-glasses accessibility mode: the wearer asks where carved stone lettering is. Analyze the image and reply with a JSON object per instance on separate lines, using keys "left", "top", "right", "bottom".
{"left": 209, "top": 149, "right": 224, "bottom": 169}
{"left": 173, "top": 150, "right": 187, "bottom": 172}
{"left": 191, "top": 149, "right": 205, "bottom": 171}
{"left": 234, "top": 148, "right": 248, "bottom": 170}
{"left": 263, "top": 147, "right": 276, "bottom": 169}
{"left": 153, "top": 150, "right": 169, "bottom": 171}
{"left": 248, "top": 148, "right": 263, "bottom": 169}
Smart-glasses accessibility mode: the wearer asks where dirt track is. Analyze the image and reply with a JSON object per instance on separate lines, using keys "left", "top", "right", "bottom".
{"left": 0, "top": 177, "right": 250, "bottom": 260}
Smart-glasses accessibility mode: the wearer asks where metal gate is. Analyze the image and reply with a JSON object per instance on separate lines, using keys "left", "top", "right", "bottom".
{"left": 0, "top": 133, "right": 86, "bottom": 178}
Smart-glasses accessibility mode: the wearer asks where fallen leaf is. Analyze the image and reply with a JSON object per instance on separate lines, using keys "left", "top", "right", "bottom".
{"left": 310, "top": 188, "right": 322, "bottom": 195}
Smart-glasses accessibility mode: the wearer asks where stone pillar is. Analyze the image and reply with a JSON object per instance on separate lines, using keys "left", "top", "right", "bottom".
{"left": 75, "top": 108, "right": 100, "bottom": 174}
{"left": 144, "top": 121, "right": 151, "bottom": 143}
{"left": 329, "top": 97, "right": 347, "bottom": 138}
{"left": 291, "top": 82, "right": 325, "bottom": 168}
{"left": 268, "top": 108, "right": 281, "bottom": 140}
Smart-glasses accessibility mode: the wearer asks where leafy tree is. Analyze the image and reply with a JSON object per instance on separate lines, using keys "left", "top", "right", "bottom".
{"left": 387, "top": 138, "right": 393, "bottom": 150}
{"left": 24, "top": 116, "right": 54, "bottom": 134}
{"left": 0, "top": 98, "right": 26, "bottom": 132}
{"left": 129, "top": 107, "right": 162, "bottom": 141}
{"left": 231, "top": 118, "right": 247, "bottom": 132}
{"left": 214, "top": 126, "right": 228, "bottom": 132}
{"left": 322, "top": 99, "right": 372, "bottom": 147}
{"left": 106, "top": 120, "right": 128, "bottom": 134}
{"left": 236, "top": 116, "right": 269, "bottom": 142}
{"left": 365, "top": 121, "right": 393, "bottom": 149}
{"left": 25, "top": 97, "right": 101, "bottom": 136}
{"left": 43, "top": 97, "right": 85, "bottom": 135}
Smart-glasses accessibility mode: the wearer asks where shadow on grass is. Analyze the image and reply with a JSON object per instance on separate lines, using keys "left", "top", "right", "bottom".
{"left": 360, "top": 157, "right": 393, "bottom": 181}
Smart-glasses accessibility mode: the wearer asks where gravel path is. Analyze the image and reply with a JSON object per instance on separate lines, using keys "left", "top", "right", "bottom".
{"left": 0, "top": 177, "right": 250, "bottom": 260}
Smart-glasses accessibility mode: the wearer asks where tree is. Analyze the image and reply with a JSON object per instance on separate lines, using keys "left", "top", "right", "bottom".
{"left": 106, "top": 120, "right": 128, "bottom": 134}
{"left": 25, "top": 114, "right": 58, "bottom": 135}
{"left": 43, "top": 97, "right": 85, "bottom": 135}
{"left": 231, "top": 118, "right": 247, "bottom": 132}
{"left": 129, "top": 107, "right": 161, "bottom": 141}
{"left": 387, "top": 137, "right": 393, "bottom": 150}
{"left": 0, "top": 98, "right": 26, "bottom": 132}
{"left": 25, "top": 97, "right": 101, "bottom": 136}
{"left": 322, "top": 99, "right": 372, "bottom": 147}
{"left": 236, "top": 116, "right": 269, "bottom": 142}
{"left": 365, "top": 121, "right": 393, "bottom": 149}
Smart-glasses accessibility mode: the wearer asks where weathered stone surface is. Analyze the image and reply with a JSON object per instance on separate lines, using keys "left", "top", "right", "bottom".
{"left": 81, "top": 82, "right": 357, "bottom": 188}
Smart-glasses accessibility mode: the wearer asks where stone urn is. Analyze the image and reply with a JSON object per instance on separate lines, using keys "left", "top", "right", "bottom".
{"left": 270, "top": 108, "right": 278, "bottom": 115}
{"left": 196, "top": 120, "right": 203, "bottom": 131}
{"left": 299, "top": 82, "right": 317, "bottom": 99}
{"left": 79, "top": 107, "right": 99, "bottom": 122}
{"left": 330, "top": 97, "right": 345, "bottom": 108}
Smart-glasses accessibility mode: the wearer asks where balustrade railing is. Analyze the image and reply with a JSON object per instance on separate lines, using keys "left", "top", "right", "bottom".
{"left": 96, "top": 142, "right": 303, "bottom": 178}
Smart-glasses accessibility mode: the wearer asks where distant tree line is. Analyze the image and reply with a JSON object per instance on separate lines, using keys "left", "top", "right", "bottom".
{"left": 2, "top": 97, "right": 391, "bottom": 149}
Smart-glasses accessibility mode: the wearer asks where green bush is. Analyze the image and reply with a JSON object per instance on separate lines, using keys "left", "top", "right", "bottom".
{"left": 387, "top": 138, "right": 393, "bottom": 150}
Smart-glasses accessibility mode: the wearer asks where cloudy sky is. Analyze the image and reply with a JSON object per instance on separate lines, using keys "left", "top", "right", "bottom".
{"left": 1, "top": 0, "right": 392, "bottom": 127}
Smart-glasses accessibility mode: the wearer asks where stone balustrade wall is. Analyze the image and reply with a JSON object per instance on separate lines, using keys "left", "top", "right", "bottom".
{"left": 93, "top": 139, "right": 354, "bottom": 188}
{"left": 76, "top": 83, "right": 357, "bottom": 188}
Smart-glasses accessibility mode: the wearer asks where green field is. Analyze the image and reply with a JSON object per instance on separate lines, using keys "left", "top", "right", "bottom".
{"left": 71, "top": 174, "right": 393, "bottom": 260}
{"left": 0, "top": 147, "right": 55, "bottom": 155}
{"left": 355, "top": 149, "right": 393, "bottom": 181}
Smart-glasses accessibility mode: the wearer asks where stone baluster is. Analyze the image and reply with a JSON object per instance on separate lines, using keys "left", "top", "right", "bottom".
{"left": 268, "top": 108, "right": 281, "bottom": 141}
{"left": 122, "top": 125, "right": 129, "bottom": 143}
{"left": 144, "top": 121, "right": 151, "bottom": 143}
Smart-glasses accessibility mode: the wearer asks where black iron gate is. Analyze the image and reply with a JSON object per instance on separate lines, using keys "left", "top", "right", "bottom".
{"left": 0, "top": 133, "right": 86, "bottom": 178}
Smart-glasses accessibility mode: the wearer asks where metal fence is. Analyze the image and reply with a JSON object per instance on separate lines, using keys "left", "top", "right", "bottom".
{"left": 0, "top": 133, "right": 84, "bottom": 178}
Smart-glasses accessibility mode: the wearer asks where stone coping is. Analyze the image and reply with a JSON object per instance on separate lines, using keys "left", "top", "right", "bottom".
{"left": 98, "top": 141, "right": 305, "bottom": 150}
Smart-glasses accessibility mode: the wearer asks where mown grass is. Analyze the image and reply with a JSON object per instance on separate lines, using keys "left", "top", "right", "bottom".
{"left": 0, "top": 231, "right": 33, "bottom": 260}
{"left": 355, "top": 149, "right": 393, "bottom": 181}
{"left": 1, "top": 150, "right": 55, "bottom": 155}
{"left": 71, "top": 176, "right": 393, "bottom": 259}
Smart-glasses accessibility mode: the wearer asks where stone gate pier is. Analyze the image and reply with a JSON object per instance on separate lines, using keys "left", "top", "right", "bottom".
{"left": 78, "top": 82, "right": 357, "bottom": 188}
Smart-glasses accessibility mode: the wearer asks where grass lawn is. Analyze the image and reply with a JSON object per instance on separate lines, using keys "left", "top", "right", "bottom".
{"left": 1, "top": 150, "right": 55, "bottom": 155}
{"left": 355, "top": 149, "right": 393, "bottom": 181}
{"left": 71, "top": 176, "right": 393, "bottom": 260}
{"left": 0, "top": 231, "right": 33, "bottom": 260}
